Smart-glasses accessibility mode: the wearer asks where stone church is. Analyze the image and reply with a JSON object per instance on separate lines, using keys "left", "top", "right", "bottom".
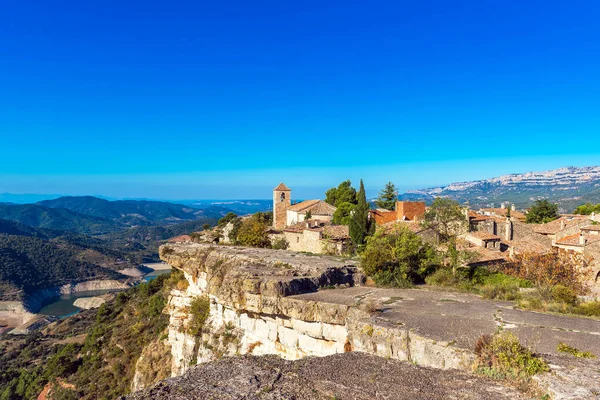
{"left": 271, "top": 183, "right": 349, "bottom": 254}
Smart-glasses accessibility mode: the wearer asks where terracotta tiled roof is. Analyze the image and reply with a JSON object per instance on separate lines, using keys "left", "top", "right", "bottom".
{"left": 274, "top": 183, "right": 291, "bottom": 191}
{"left": 581, "top": 225, "right": 600, "bottom": 232}
{"left": 532, "top": 216, "right": 588, "bottom": 235}
{"left": 506, "top": 239, "right": 552, "bottom": 255}
{"left": 555, "top": 234, "right": 600, "bottom": 247}
{"left": 288, "top": 200, "right": 336, "bottom": 216}
{"left": 288, "top": 199, "right": 320, "bottom": 212}
{"left": 323, "top": 225, "right": 350, "bottom": 239}
{"left": 469, "top": 211, "right": 493, "bottom": 222}
{"left": 468, "top": 231, "right": 501, "bottom": 241}
{"left": 456, "top": 242, "right": 508, "bottom": 264}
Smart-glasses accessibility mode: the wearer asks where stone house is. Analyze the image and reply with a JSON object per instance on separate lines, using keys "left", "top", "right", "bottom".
{"left": 283, "top": 220, "right": 350, "bottom": 255}
{"left": 464, "top": 231, "right": 501, "bottom": 250}
{"left": 370, "top": 201, "right": 426, "bottom": 225}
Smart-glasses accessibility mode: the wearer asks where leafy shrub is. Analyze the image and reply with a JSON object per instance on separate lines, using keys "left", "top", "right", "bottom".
{"left": 188, "top": 296, "right": 211, "bottom": 336}
{"left": 479, "top": 282, "right": 520, "bottom": 301}
{"left": 425, "top": 267, "right": 470, "bottom": 288}
{"left": 236, "top": 216, "right": 270, "bottom": 248}
{"left": 551, "top": 285, "right": 577, "bottom": 305}
{"left": 474, "top": 332, "right": 549, "bottom": 383}
{"left": 571, "top": 301, "right": 600, "bottom": 317}
{"left": 361, "top": 226, "right": 438, "bottom": 287}
{"left": 556, "top": 342, "right": 596, "bottom": 359}
{"left": 270, "top": 237, "right": 289, "bottom": 250}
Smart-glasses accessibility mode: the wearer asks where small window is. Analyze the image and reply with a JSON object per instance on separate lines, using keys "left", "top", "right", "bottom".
{"left": 296, "top": 237, "right": 300, "bottom": 243}
{"left": 280, "top": 192, "right": 286, "bottom": 202}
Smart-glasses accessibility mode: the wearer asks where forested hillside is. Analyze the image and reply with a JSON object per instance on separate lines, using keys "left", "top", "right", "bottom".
{"left": 0, "top": 272, "right": 182, "bottom": 400}
{"left": 0, "top": 204, "right": 122, "bottom": 235}
{"left": 0, "top": 220, "right": 130, "bottom": 301}
{"left": 38, "top": 196, "right": 228, "bottom": 226}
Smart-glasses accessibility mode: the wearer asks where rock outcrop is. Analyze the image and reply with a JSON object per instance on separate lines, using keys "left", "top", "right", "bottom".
{"left": 126, "top": 353, "right": 525, "bottom": 400}
{"left": 159, "top": 244, "right": 472, "bottom": 378}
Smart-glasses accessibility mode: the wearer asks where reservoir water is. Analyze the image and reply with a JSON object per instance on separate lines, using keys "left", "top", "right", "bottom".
{"left": 38, "top": 265, "right": 173, "bottom": 318}
{"left": 38, "top": 289, "right": 117, "bottom": 318}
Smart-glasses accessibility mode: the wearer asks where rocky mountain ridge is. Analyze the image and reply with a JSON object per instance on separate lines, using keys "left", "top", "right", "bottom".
{"left": 402, "top": 166, "right": 600, "bottom": 211}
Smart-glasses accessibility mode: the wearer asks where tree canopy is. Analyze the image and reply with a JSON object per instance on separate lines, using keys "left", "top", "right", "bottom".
{"left": 361, "top": 225, "right": 439, "bottom": 287}
{"left": 525, "top": 200, "right": 559, "bottom": 224}
{"left": 332, "top": 202, "right": 355, "bottom": 225}
{"left": 574, "top": 203, "right": 600, "bottom": 215}
{"left": 375, "top": 181, "right": 397, "bottom": 211}
{"left": 421, "top": 198, "right": 466, "bottom": 242}
{"left": 325, "top": 180, "right": 358, "bottom": 207}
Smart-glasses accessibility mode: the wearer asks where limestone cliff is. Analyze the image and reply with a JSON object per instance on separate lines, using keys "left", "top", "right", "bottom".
{"left": 159, "top": 244, "right": 472, "bottom": 378}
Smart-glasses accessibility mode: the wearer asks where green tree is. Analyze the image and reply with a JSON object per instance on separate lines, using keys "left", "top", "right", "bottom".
{"left": 574, "top": 203, "right": 600, "bottom": 215}
{"left": 218, "top": 212, "right": 239, "bottom": 227}
{"left": 332, "top": 202, "right": 355, "bottom": 225}
{"left": 325, "top": 180, "right": 358, "bottom": 207}
{"left": 361, "top": 226, "right": 439, "bottom": 287}
{"left": 421, "top": 198, "right": 466, "bottom": 242}
{"left": 375, "top": 181, "right": 397, "bottom": 211}
{"left": 526, "top": 200, "right": 560, "bottom": 224}
{"left": 304, "top": 210, "right": 312, "bottom": 220}
{"left": 236, "top": 216, "right": 270, "bottom": 247}
{"left": 349, "top": 180, "right": 373, "bottom": 248}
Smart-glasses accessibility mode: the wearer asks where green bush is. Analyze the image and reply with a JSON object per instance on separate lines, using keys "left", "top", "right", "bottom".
{"left": 551, "top": 285, "right": 577, "bottom": 305}
{"left": 270, "top": 237, "right": 289, "bottom": 250}
{"left": 474, "top": 332, "right": 549, "bottom": 382}
{"left": 188, "top": 296, "right": 211, "bottom": 336}
{"left": 572, "top": 301, "right": 600, "bottom": 317}
{"left": 361, "top": 226, "right": 438, "bottom": 287}
{"left": 479, "top": 283, "right": 521, "bottom": 301}
{"left": 424, "top": 268, "right": 470, "bottom": 288}
{"left": 557, "top": 342, "right": 596, "bottom": 359}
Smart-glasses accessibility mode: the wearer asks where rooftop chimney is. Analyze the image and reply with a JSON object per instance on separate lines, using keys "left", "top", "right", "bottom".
{"left": 501, "top": 203, "right": 506, "bottom": 209}
{"left": 580, "top": 233, "right": 586, "bottom": 246}
{"left": 505, "top": 218, "right": 513, "bottom": 241}
{"left": 560, "top": 220, "right": 565, "bottom": 230}
{"left": 511, "top": 204, "right": 516, "bottom": 211}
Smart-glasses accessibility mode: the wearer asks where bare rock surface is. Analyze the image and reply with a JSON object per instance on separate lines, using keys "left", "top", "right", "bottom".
{"left": 125, "top": 353, "right": 527, "bottom": 400}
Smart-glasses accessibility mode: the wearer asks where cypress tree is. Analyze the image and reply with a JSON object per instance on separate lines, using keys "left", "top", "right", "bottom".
{"left": 349, "top": 179, "right": 372, "bottom": 248}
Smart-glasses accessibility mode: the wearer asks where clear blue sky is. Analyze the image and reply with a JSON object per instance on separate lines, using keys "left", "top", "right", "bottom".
{"left": 1, "top": 1, "right": 599, "bottom": 200}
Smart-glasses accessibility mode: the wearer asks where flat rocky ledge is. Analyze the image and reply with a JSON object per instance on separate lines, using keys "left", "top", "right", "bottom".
{"left": 125, "top": 353, "right": 526, "bottom": 400}
{"left": 294, "top": 286, "right": 600, "bottom": 357}
{"left": 162, "top": 243, "right": 358, "bottom": 277}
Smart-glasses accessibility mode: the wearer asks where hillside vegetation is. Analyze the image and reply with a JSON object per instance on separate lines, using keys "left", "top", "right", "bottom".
{"left": 0, "top": 204, "right": 122, "bottom": 235}
{"left": 0, "top": 272, "right": 184, "bottom": 400}
{"left": 38, "top": 196, "right": 227, "bottom": 227}
{"left": 0, "top": 220, "right": 130, "bottom": 301}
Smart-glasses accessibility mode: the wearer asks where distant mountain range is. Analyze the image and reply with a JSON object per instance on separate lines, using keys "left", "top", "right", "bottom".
{"left": 401, "top": 166, "right": 600, "bottom": 212}
{"left": 0, "top": 196, "right": 231, "bottom": 235}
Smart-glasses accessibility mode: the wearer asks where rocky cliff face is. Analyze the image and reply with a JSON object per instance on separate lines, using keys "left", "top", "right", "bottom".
{"left": 160, "top": 244, "right": 364, "bottom": 376}
{"left": 158, "top": 244, "right": 472, "bottom": 379}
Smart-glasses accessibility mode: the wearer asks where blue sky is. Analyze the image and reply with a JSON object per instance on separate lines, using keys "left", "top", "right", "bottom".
{"left": 1, "top": 1, "right": 599, "bottom": 199}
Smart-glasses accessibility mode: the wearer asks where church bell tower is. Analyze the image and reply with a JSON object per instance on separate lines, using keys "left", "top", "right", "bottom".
{"left": 273, "top": 183, "right": 291, "bottom": 230}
